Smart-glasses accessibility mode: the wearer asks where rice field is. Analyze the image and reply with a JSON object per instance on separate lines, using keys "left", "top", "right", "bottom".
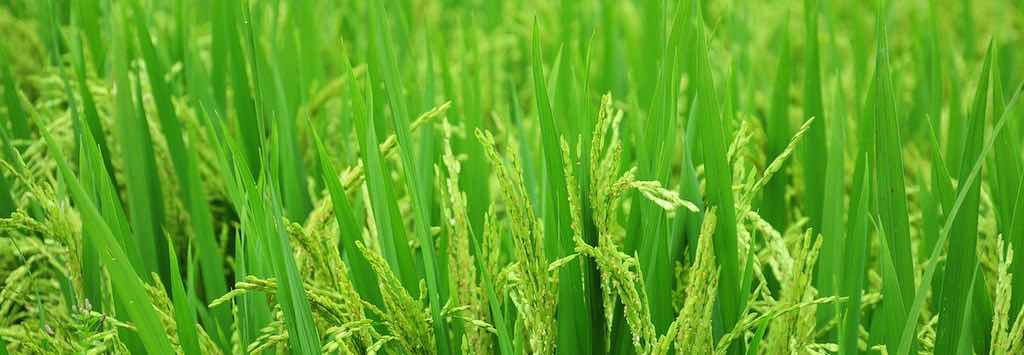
{"left": 0, "top": 0, "right": 1023, "bottom": 354}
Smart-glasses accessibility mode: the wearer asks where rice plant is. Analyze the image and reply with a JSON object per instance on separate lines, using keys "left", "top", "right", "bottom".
{"left": 1, "top": 0, "right": 1023, "bottom": 354}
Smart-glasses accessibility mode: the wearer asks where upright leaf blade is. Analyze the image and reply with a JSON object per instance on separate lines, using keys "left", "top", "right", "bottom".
{"left": 869, "top": 19, "right": 916, "bottom": 351}
{"left": 801, "top": 0, "right": 827, "bottom": 231}
{"left": 691, "top": 3, "right": 741, "bottom": 352}
{"left": 763, "top": 22, "right": 792, "bottom": 230}
{"left": 531, "top": 20, "right": 592, "bottom": 355}
{"left": 112, "top": 6, "right": 168, "bottom": 284}
{"left": 935, "top": 42, "right": 994, "bottom": 355}
{"left": 839, "top": 160, "right": 871, "bottom": 355}
{"left": 369, "top": 6, "right": 451, "bottom": 353}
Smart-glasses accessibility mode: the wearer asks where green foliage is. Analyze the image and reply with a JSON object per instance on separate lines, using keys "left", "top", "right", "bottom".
{"left": 1, "top": 0, "right": 1023, "bottom": 354}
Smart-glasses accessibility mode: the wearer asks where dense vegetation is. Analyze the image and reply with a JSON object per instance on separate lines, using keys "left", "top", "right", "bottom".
{"left": 1, "top": 0, "right": 1023, "bottom": 354}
